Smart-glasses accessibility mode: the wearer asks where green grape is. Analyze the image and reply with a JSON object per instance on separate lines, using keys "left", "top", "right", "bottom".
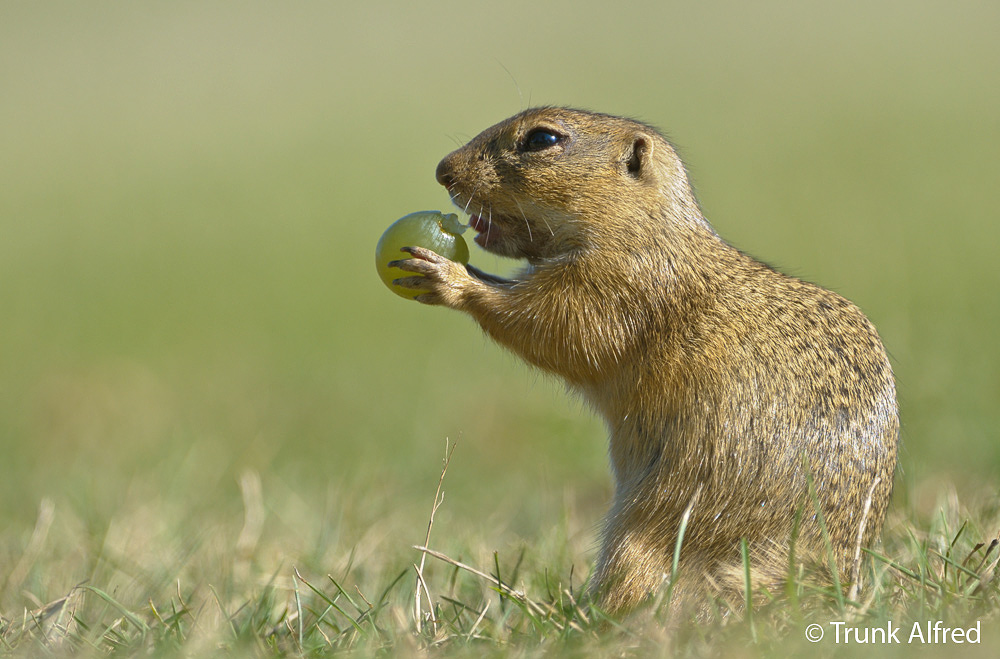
{"left": 375, "top": 211, "right": 470, "bottom": 300}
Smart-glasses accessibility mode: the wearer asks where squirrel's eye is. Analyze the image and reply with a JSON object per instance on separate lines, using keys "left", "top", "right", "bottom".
{"left": 523, "top": 128, "right": 561, "bottom": 152}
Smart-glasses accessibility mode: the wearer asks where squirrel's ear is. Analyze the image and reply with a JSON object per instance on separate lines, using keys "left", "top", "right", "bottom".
{"left": 626, "top": 134, "right": 652, "bottom": 179}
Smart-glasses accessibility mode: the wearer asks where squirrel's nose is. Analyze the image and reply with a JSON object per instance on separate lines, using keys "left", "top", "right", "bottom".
{"left": 435, "top": 157, "right": 455, "bottom": 189}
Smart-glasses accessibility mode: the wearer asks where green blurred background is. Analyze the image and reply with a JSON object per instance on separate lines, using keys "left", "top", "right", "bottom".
{"left": 1, "top": 0, "right": 998, "bottom": 606}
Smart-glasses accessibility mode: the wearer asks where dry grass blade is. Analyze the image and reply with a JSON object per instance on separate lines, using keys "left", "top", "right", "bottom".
{"left": 414, "top": 439, "right": 456, "bottom": 635}
{"left": 848, "top": 476, "right": 880, "bottom": 602}
{"left": 3, "top": 499, "right": 55, "bottom": 597}
{"left": 412, "top": 545, "right": 551, "bottom": 619}
{"left": 234, "top": 470, "right": 265, "bottom": 586}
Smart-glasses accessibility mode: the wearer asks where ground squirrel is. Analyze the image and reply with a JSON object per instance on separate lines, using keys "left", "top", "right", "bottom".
{"left": 392, "top": 107, "right": 899, "bottom": 614}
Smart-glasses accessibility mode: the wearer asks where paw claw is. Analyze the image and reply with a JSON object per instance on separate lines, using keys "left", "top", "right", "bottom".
{"left": 392, "top": 275, "right": 432, "bottom": 291}
{"left": 389, "top": 258, "right": 435, "bottom": 274}
{"left": 401, "top": 245, "right": 446, "bottom": 263}
{"left": 413, "top": 293, "right": 438, "bottom": 305}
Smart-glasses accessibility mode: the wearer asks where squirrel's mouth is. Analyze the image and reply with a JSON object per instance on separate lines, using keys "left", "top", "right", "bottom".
{"left": 468, "top": 213, "right": 503, "bottom": 249}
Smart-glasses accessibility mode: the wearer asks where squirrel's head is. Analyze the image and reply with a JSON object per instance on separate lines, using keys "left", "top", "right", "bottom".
{"left": 436, "top": 107, "right": 702, "bottom": 261}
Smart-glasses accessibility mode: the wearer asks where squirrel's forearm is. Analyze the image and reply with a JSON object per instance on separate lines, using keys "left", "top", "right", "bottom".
{"left": 459, "top": 267, "right": 634, "bottom": 384}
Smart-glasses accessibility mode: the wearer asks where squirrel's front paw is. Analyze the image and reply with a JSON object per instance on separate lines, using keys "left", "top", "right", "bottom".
{"left": 389, "top": 246, "right": 473, "bottom": 308}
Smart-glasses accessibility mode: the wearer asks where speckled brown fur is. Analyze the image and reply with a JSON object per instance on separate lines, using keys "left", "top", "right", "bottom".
{"left": 392, "top": 107, "right": 898, "bottom": 614}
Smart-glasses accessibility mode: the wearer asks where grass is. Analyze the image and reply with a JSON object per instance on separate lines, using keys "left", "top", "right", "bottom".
{"left": 1, "top": 1, "right": 999, "bottom": 656}
{"left": 1, "top": 451, "right": 999, "bottom": 657}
